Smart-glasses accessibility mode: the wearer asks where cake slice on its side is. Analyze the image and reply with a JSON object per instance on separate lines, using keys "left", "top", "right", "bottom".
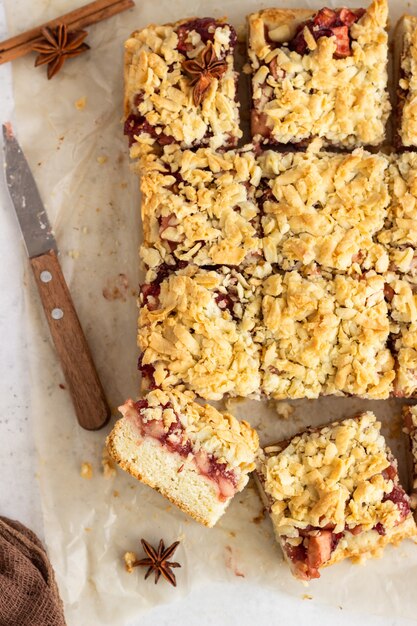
{"left": 255, "top": 412, "right": 416, "bottom": 580}
{"left": 394, "top": 15, "right": 417, "bottom": 150}
{"left": 403, "top": 405, "right": 417, "bottom": 510}
{"left": 106, "top": 388, "right": 259, "bottom": 527}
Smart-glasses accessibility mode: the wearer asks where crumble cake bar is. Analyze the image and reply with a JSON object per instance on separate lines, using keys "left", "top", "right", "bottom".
{"left": 403, "top": 404, "right": 417, "bottom": 509}
{"left": 378, "top": 154, "right": 417, "bottom": 277}
{"left": 325, "top": 272, "right": 394, "bottom": 398}
{"left": 107, "top": 388, "right": 259, "bottom": 527}
{"left": 138, "top": 264, "right": 263, "bottom": 400}
{"left": 138, "top": 144, "right": 262, "bottom": 272}
{"left": 258, "top": 149, "right": 389, "bottom": 274}
{"left": 394, "top": 15, "right": 417, "bottom": 149}
{"left": 247, "top": 0, "right": 390, "bottom": 148}
{"left": 260, "top": 271, "right": 394, "bottom": 399}
{"left": 255, "top": 412, "right": 416, "bottom": 580}
{"left": 385, "top": 275, "right": 417, "bottom": 397}
{"left": 124, "top": 17, "right": 241, "bottom": 156}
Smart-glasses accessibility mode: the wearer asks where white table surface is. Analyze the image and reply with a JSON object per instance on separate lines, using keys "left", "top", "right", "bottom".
{"left": 0, "top": 3, "right": 415, "bottom": 625}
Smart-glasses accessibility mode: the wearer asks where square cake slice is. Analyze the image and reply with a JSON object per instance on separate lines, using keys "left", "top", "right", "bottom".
{"left": 138, "top": 264, "right": 262, "bottom": 400}
{"left": 124, "top": 17, "right": 241, "bottom": 156}
{"left": 385, "top": 276, "right": 417, "bottom": 397}
{"left": 255, "top": 412, "right": 416, "bottom": 580}
{"left": 394, "top": 15, "right": 417, "bottom": 149}
{"left": 258, "top": 149, "right": 389, "bottom": 274}
{"left": 139, "top": 144, "right": 262, "bottom": 271}
{"left": 107, "top": 389, "right": 259, "bottom": 527}
{"left": 403, "top": 405, "right": 417, "bottom": 510}
{"left": 259, "top": 271, "right": 394, "bottom": 400}
{"left": 247, "top": 0, "right": 390, "bottom": 148}
{"left": 325, "top": 272, "right": 394, "bottom": 398}
{"left": 378, "top": 154, "right": 417, "bottom": 277}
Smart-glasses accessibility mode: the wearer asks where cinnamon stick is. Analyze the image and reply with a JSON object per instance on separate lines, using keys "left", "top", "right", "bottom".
{"left": 0, "top": 0, "right": 135, "bottom": 65}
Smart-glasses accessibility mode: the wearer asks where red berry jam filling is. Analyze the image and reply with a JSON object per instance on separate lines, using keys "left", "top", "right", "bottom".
{"left": 215, "top": 292, "right": 237, "bottom": 317}
{"left": 140, "top": 282, "right": 161, "bottom": 311}
{"left": 176, "top": 18, "right": 236, "bottom": 55}
{"left": 124, "top": 114, "right": 175, "bottom": 147}
{"left": 382, "top": 485, "right": 411, "bottom": 522}
{"left": 214, "top": 277, "right": 243, "bottom": 321}
{"left": 140, "top": 261, "right": 188, "bottom": 308}
{"left": 289, "top": 7, "right": 365, "bottom": 58}
{"left": 283, "top": 529, "right": 333, "bottom": 580}
{"left": 129, "top": 400, "right": 238, "bottom": 500}
{"left": 158, "top": 215, "right": 180, "bottom": 251}
{"left": 137, "top": 355, "right": 157, "bottom": 390}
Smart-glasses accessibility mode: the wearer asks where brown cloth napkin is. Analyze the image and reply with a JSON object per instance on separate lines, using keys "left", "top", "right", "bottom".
{"left": 0, "top": 516, "right": 66, "bottom": 626}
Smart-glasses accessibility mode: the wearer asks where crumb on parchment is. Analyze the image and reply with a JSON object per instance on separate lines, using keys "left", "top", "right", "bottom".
{"left": 269, "top": 401, "right": 295, "bottom": 420}
{"left": 80, "top": 462, "right": 93, "bottom": 479}
{"left": 124, "top": 551, "right": 137, "bottom": 573}
{"left": 97, "top": 155, "right": 108, "bottom": 165}
{"left": 75, "top": 97, "right": 87, "bottom": 110}
{"left": 102, "top": 446, "right": 117, "bottom": 478}
{"left": 302, "top": 594, "right": 313, "bottom": 600}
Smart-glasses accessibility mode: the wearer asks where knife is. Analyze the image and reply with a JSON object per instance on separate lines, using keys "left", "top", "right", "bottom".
{"left": 2, "top": 122, "right": 110, "bottom": 431}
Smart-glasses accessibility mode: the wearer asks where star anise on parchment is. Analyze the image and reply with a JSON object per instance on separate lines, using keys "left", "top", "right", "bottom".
{"left": 32, "top": 24, "right": 90, "bottom": 80}
{"left": 130, "top": 539, "right": 181, "bottom": 586}
{"left": 182, "top": 41, "right": 228, "bottom": 107}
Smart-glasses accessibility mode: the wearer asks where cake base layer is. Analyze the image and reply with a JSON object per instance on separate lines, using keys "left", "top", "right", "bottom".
{"left": 107, "top": 418, "right": 238, "bottom": 527}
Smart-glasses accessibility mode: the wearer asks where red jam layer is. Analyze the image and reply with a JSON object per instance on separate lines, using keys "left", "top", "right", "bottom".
{"left": 283, "top": 466, "right": 410, "bottom": 580}
{"left": 288, "top": 7, "right": 365, "bottom": 58}
{"left": 130, "top": 400, "right": 238, "bottom": 501}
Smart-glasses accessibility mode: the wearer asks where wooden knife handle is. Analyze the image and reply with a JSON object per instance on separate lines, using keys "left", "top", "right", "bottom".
{"left": 30, "top": 250, "right": 111, "bottom": 431}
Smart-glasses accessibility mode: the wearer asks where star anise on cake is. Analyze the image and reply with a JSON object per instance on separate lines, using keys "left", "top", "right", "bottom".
{"left": 182, "top": 41, "right": 228, "bottom": 106}
{"left": 132, "top": 539, "right": 181, "bottom": 586}
{"left": 32, "top": 24, "right": 90, "bottom": 80}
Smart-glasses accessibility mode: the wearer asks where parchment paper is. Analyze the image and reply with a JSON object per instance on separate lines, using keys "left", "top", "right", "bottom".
{"left": 4, "top": 0, "right": 417, "bottom": 624}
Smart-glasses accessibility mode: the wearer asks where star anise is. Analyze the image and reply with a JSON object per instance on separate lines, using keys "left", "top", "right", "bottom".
{"left": 182, "top": 41, "right": 228, "bottom": 107}
{"left": 32, "top": 24, "right": 90, "bottom": 80}
{"left": 133, "top": 538, "right": 181, "bottom": 586}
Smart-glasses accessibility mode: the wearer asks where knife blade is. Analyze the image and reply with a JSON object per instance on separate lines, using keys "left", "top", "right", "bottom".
{"left": 2, "top": 122, "right": 110, "bottom": 431}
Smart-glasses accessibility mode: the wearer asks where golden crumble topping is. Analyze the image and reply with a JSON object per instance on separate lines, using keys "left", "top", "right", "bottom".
{"left": 259, "top": 271, "right": 394, "bottom": 399}
{"left": 119, "top": 388, "right": 259, "bottom": 473}
{"left": 260, "top": 271, "right": 338, "bottom": 399}
{"left": 260, "top": 413, "right": 403, "bottom": 535}
{"left": 138, "top": 265, "right": 262, "bottom": 400}
{"left": 378, "top": 154, "right": 417, "bottom": 275}
{"left": 258, "top": 149, "right": 389, "bottom": 273}
{"left": 403, "top": 405, "right": 417, "bottom": 507}
{"left": 138, "top": 144, "right": 262, "bottom": 270}
{"left": 248, "top": 0, "right": 390, "bottom": 147}
{"left": 124, "top": 17, "right": 241, "bottom": 154}
{"left": 326, "top": 273, "right": 394, "bottom": 398}
{"left": 385, "top": 275, "right": 417, "bottom": 397}
{"left": 397, "top": 15, "right": 417, "bottom": 147}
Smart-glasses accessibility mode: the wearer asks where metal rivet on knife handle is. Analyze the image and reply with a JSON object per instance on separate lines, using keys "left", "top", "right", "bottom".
{"left": 40, "top": 270, "right": 52, "bottom": 282}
